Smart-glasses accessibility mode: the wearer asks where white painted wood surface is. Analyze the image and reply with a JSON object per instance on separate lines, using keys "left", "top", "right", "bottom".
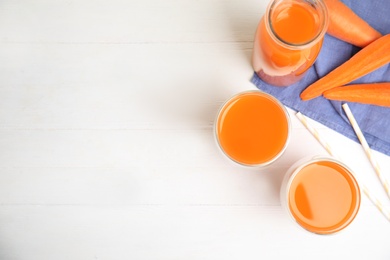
{"left": 0, "top": 0, "right": 389, "bottom": 259}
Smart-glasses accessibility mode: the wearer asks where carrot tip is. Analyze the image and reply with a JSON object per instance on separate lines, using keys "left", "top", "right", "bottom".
{"left": 300, "top": 92, "right": 317, "bottom": 101}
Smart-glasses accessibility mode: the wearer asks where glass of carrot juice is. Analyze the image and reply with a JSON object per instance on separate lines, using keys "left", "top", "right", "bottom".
{"left": 215, "top": 91, "right": 290, "bottom": 167}
{"left": 280, "top": 157, "right": 361, "bottom": 234}
{"left": 253, "top": 0, "right": 329, "bottom": 86}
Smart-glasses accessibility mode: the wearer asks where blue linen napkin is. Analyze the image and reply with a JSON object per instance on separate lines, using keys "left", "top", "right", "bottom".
{"left": 251, "top": 0, "right": 390, "bottom": 156}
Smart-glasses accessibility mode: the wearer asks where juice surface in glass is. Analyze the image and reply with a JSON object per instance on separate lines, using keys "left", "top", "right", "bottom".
{"left": 215, "top": 91, "right": 289, "bottom": 166}
{"left": 272, "top": 1, "right": 319, "bottom": 44}
{"left": 288, "top": 160, "right": 360, "bottom": 234}
{"left": 253, "top": 0, "right": 328, "bottom": 86}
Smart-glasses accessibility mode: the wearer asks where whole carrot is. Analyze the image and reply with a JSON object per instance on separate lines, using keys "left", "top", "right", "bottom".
{"left": 323, "top": 83, "right": 390, "bottom": 107}
{"left": 325, "top": 0, "right": 381, "bottom": 48}
{"left": 300, "top": 34, "right": 390, "bottom": 101}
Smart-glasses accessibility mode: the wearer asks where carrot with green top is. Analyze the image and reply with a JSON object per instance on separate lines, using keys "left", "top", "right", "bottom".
{"left": 325, "top": 0, "right": 381, "bottom": 48}
{"left": 300, "top": 34, "right": 390, "bottom": 101}
{"left": 323, "top": 83, "right": 390, "bottom": 107}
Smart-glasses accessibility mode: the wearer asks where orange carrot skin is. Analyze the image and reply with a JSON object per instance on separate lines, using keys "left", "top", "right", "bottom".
{"left": 300, "top": 34, "right": 390, "bottom": 101}
{"left": 323, "top": 83, "right": 390, "bottom": 107}
{"left": 325, "top": 0, "right": 381, "bottom": 48}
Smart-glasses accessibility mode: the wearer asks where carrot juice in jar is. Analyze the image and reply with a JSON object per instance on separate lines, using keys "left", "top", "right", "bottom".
{"left": 215, "top": 91, "right": 290, "bottom": 166}
{"left": 253, "top": 0, "right": 328, "bottom": 86}
{"left": 281, "top": 157, "right": 361, "bottom": 234}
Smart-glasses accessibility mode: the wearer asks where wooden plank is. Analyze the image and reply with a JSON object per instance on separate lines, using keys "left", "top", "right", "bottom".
{"left": 0, "top": 166, "right": 286, "bottom": 206}
{"left": 0, "top": 0, "right": 266, "bottom": 43}
{"left": 0, "top": 205, "right": 387, "bottom": 260}
{"left": 0, "top": 128, "right": 329, "bottom": 168}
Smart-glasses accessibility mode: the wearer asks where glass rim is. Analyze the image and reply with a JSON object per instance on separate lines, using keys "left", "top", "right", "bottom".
{"left": 214, "top": 90, "right": 291, "bottom": 167}
{"left": 284, "top": 156, "right": 361, "bottom": 235}
{"left": 265, "top": 0, "right": 329, "bottom": 50}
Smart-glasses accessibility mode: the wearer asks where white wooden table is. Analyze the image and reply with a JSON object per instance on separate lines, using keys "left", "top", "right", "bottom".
{"left": 0, "top": 0, "right": 389, "bottom": 259}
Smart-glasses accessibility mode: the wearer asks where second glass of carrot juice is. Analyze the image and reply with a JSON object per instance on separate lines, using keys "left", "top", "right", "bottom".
{"left": 280, "top": 157, "right": 361, "bottom": 234}
{"left": 253, "top": 0, "right": 329, "bottom": 86}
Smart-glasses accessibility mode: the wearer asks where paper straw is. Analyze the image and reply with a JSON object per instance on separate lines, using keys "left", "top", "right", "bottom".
{"left": 296, "top": 112, "right": 390, "bottom": 221}
{"left": 362, "top": 186, "right": 390, "bottom": 220}
{"left": 296, "top": 112, "right": 336, "bottom": 158}
{"left": 342, "top": 103, "right": 390, "bottom": 200}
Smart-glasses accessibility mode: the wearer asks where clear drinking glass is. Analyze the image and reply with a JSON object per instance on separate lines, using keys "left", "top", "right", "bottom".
{"left": 280, "top": 156, "right": 361, "bottom": 234}
{"left": 214, "top": 90, "right": 290, "bottom": 167}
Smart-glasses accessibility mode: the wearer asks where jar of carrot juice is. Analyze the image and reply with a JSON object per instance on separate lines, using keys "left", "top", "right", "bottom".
{"left": 253, "top": 0, "right": 329, "bottom": 86}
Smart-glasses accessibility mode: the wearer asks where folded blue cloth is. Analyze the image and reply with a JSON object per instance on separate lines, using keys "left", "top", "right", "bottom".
{"left": 252, "top": 0, "right": 390, "bottom": 156}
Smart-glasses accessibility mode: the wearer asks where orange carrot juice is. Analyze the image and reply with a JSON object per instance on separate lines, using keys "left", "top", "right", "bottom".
{"left": 286, "top": 159, "right": 360, "bottom": 234}
{"left": 215, "top": 91, "right": 290, "bottom": 166}
{"left": 253, "top": 0, "right": 328, "bottom": 86}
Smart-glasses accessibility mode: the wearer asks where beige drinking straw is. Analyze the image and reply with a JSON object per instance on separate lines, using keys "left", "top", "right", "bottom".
{"left": 296, "top": 112, "right": 390, "bottom": 221}
{"left": 342, "top": 103, "right": 390, "bottom": 200}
